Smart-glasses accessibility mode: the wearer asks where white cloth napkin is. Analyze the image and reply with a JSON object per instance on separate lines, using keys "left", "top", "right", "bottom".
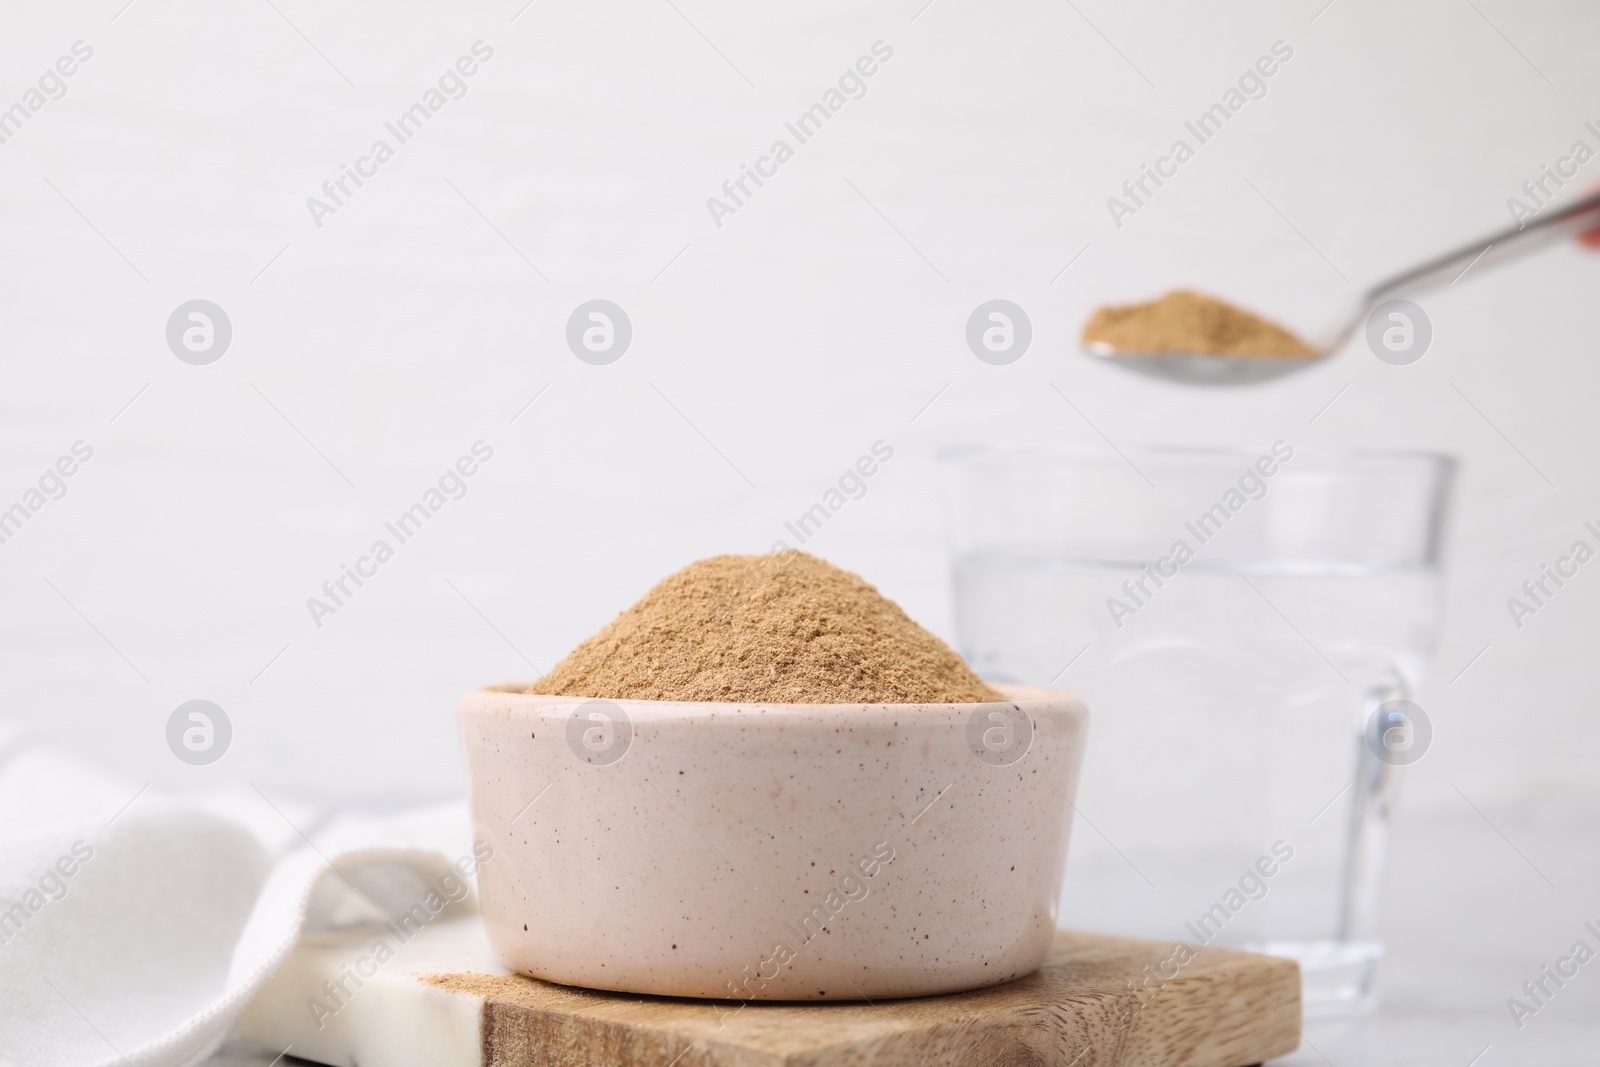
{"left": 0, "top": 725, "right": 475, "bottom": 1067}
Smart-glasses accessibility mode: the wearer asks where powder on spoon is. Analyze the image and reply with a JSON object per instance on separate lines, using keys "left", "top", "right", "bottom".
{"left": 528, "top": 551, "right": 1003, "bottom": 704}
{"left": 1082, "top": 289, "right": 1317, "bottom": 358}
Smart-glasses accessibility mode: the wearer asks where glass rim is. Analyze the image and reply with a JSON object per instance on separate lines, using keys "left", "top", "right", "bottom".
{"left": 937, "top": 441, "right": 1459, "bottom": 473}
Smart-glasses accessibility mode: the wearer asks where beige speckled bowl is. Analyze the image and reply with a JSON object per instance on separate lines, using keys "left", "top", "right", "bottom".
{"left": 457, "top": 683, "right": 1088, "bottom": 1001}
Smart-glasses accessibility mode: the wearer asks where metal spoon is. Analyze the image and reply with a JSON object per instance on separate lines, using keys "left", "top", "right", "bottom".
{"left": 1085, "top": 189, "right": 1600, "bottom": 386}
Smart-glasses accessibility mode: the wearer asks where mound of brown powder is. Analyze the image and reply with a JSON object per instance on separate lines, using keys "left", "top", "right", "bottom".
{"left": 528, "top": 552, "right": 1002, "bottom": 704}
{"left": 1082, "top": 289, "right": 1317, "bottom": 357}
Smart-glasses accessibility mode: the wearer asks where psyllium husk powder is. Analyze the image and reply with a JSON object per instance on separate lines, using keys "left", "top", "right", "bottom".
{"left": 527, "top": 551, "right": 1002, "bottom": 704}
{"left": 1083, "top": 289, "right": 1317, "bottom": 357}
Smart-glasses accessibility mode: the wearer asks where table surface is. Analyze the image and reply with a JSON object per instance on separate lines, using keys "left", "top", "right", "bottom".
{"left": 208, "top": 812, "right": 1600, "bottom": 1067}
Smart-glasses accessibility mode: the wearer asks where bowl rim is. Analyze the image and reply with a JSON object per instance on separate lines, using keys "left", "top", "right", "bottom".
{"left": 460, "top": 681, "right": 1082, "bottom": 719}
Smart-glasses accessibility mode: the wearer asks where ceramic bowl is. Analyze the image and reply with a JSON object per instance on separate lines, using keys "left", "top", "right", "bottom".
{"left": 457, "top": 683, "right": 1088, "bottom": 1001}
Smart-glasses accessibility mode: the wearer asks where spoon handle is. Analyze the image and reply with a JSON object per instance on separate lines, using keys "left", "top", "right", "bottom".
{"left": 1366, "top": 189, "right": 1600, "bottom": 304}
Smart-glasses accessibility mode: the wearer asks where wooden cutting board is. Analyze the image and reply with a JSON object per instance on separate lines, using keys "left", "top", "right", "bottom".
{"left": 239, "top": 917, "right": 1301, "bottom": 1067}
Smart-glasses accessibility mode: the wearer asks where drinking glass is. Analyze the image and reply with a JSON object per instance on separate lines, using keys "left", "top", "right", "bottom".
{"left": 939, "top": 443, "right": 1455, "bottom": 1015}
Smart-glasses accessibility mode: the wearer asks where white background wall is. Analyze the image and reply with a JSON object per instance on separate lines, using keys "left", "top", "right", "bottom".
{"left": 2, "top": 0, "right": 1597, "bottom": 815}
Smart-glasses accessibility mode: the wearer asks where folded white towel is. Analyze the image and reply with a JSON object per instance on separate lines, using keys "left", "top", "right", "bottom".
{"left": 0, "top": 729, "right": 473, "bottom": 1067}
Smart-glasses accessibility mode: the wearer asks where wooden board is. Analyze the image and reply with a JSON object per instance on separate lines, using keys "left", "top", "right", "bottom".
{"left": 238, "top": 919, "right": 1300, "bottom": 1067}
{"left": 439, "top": 930, "right": 1300, "bottom": 1067}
